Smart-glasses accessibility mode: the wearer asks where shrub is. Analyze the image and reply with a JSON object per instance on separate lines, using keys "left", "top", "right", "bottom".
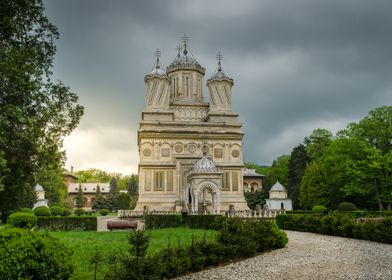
{"left": 50, "top": 206, "right": 64, "bottom": 216}
{"left": 0, "top": 227, "right": 74, "bottom": 279}
{"left": 63, "top": 208, "right": 72, "bottom": 216}
{"left": 34, "top": 206, "right": 51, "bottom": 216}
{"left": 337, "top": 202, "right": 357, "bottom": 211}
{"left": 277, "top": 213, "right": 392, "bottom": 244}
{"left": 100, "top": 209, "right": 109, "bottom": 216}
{"left": 74, "top": 208, "right": 85, "bottom": 216}
{"left": 7, "top": 213, "right": 37, "bottom": 229}
{"left": 145, "top": 215, "right": 182, "bottom": 229}
{"left": 20, "top": 208, "right": 34, "bottom": 214}
{"left": 185, "top": 215, "right": 226, "bottom": 230}
{"left": 37, "top": 216, "right": 97, "bottom": 231}
{"left": 114, "top": 217, "right": 288, "bottom": 280}
{"left": 312, "top": 205, "right": 327, "bottom": 212}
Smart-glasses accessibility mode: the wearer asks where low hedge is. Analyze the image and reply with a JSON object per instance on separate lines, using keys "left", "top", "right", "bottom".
{"left": 276, "top": 213, "right": 392, "bottom": 244}
{"left": 0, "top": 227, "right": 74, "bottom": 279}
{"left": 145, "top": 214, "right": 227, "bottom": 230}
{"left": 37, "top": 216, "right": 97, "bottom": 231}
{"left": 145, "top": 215, "right": 182, "bottom": 229}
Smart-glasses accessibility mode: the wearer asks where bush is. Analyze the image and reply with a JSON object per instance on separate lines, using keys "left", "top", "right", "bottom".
{"left": 63, "top": 208, "right": 72, "bottom": 216}
{"left": 184, "top": 215, "right": 226, "bottom": 230}
{"left": 20, "top": 208, "right": 34, "bottom": 214}
{"left": 0, "top": 227, "right": 74, "bottom": 279}
{"left": 145, "top": 215, "right": 182, "bottom": 229}
{"left": 114, "top": 218, "right": 288, "bottom": 280}
{"left": 34, "top": 206, "right": 51, "bottom": 216}
{"left": 100, "top": 209, "right": 109, "bottom": 216}
{"left": 50, "top": 206, "right": 64, "bottom": 216}
{"left": 37, "top": 216, "right": 97, "bottom": 231}
{"left": 7, "top": 213, "right": 37, "bottom": 229}
{"left": 337, "top": 202, "right": 357, "bottom": 211}
{"left": 312, "top": 205, "right": 327, "bottom": 212}
{"left": 145, "top": 214, "right": 227, "bottom": 230}
{"left": 277, "top": 213, "right": 392, "bottom": 244}
{"left": 74, "top": 208, "right": 85, "bottom": 216}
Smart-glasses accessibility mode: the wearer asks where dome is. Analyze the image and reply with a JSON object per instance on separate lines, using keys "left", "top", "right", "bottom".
{"left": 208, "top": 69, "right": 233, "bottom": 83}
{"left": 167, "top": 54, "right": 205, "bottom": 75}
{"left": 270, "top": 181, "right": 287, "bottom": 192}
{"left": 144, "top": 66, "right": 168, "bottom": 81}
{"left": 192, "top": 156, "right": 219, "bottom": 173}
{"left": 34, "top": 184, "right": 44, "bottom": 192}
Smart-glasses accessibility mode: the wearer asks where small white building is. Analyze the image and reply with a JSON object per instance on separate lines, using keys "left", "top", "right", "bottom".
{"left": 33, "top": 184, "right": 48, "bottom": 209}
{"left": 265, "top": 181, "right": 292, "bottom": 210}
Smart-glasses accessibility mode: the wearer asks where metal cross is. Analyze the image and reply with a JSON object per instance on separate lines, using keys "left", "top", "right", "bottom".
{"left": 216, "top": 51, "right": 223, "bottom": 62}
{"left": 181, "top": 34, "right": 189, "bottom": 45}
{"left": 154, "top": 49, "right": 161, "bottom": 59}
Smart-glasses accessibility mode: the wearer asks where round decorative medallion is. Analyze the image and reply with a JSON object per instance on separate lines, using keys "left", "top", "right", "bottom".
{"left": 174, "top": 144, "right": 183, "bottom": 153}
{"left": 231, "top": 149, "right": 240, "bottom": 158}
{"left": 143, "top": 148, "right": 152, "bottom": 157}
{"left": 188, "top": 145, "right": 196, "bottom": 154}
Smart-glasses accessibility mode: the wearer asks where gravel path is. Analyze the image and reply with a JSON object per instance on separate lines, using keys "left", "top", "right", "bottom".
{"left": 177, "top": 230, "right": 392, "bottom": 280}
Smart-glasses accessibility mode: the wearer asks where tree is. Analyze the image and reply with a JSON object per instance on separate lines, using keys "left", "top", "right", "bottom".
{"left": 324, "top": 138, "right": 385, "bottom": 210}
{"left": 106, "top": 177, "right": 119, "bottom": 211}
{"left": 335, "top": 106, "right": 392, "bottom": 210}
{"left": 75, "top": 169, "right": 111, "bottom": 183}
{"left": 244, "top": 191, "right": 266, "bottom": 210}
{"left": 92, "top": 184, "right": 108, "bottom": 210}
{"left": 299, "top": 162, "right": 329, "bottom": 210}
{"left": 0, "top": 0, "right": 84, "bottom": 220}
{"left": 267, "top": 155, "right": 290, "bottom": 188}
{"left": 287, "top": 144, "right": 309, "bottom": 209}
{"left": 340, "top": 106, "right": 391, "bottom": 155}
{"left": 127, "top": 174, "right": 139, "bottom": 196}
{"left": 75, "top": 185, "right": 84, "bottom": 208}
{"left": 36, "top": 164, "right": 66, "bottom": 206}
{"left": 118, "top": 193, "right": 131, "bottom": 210}
{"left": 304, "top": 129, "right": 333, "bottom": 161}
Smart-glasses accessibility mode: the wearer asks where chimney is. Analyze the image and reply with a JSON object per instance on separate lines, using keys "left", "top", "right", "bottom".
{"left": 71, "top": 166, "right": 74, "bottom": 173}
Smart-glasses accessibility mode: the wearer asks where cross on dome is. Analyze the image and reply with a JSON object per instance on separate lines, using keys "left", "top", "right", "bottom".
{"left": 181, "top": 34, "right": 189, "bottom": 55}
{"left": 216, "top": 51, "right": 223, "bottom": 71}
{"left": 154, "top": 48, "right": 161, "bottom": 68}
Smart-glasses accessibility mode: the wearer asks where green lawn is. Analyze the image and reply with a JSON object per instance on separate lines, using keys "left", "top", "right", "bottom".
{"left": 51, "top": 228, "right": 217, "bottom": 280}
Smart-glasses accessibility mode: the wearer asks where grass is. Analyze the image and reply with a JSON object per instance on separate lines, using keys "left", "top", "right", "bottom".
{"left": 51, "top": 228, "right": 217, "bottom": 280}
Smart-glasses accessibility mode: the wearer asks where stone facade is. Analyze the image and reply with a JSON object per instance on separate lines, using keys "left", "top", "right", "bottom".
{"left": 135, "top": 38, "right": 248, "bottom": 213}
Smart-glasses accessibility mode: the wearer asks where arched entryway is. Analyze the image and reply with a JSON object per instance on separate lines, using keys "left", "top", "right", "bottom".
{"left": 191, "top": 181, "right": 220, "bottom": 214}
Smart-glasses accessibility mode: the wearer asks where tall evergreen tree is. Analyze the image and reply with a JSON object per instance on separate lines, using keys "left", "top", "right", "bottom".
{"left": 127, "top": 174, "right": 138, "bottom": 196}
{"left": 107, "top": 177, "right": 119, "bottom": 211}
{"left": 287, "top": 144, "right": 309, "bottom": 209}
{"left": 75, "top": 184, "right": 84, "bottom": 208}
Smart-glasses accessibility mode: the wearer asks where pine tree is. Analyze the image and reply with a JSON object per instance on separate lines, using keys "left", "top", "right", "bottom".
{"left": 75, "top": 184, "right": 84, "bottom": 208}
{"left": 287, "top": 144, "right": 309, "bottom": 209}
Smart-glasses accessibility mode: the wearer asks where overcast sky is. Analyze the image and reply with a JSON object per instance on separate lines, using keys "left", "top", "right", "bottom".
{"left": 44, "top": 0, "right": 392, "bottom": 175}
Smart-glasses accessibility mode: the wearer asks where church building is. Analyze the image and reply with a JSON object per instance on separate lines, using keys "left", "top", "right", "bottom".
{"left": 135, "top": 35, "right": 248, "bottom": 213}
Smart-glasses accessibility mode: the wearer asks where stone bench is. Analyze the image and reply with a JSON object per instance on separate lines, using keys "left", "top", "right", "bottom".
{"left": 107, "top": 220, "right": 138, "bottom": 230}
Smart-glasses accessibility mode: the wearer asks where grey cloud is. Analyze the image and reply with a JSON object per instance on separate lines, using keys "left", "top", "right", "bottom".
{"left": 45, "top": 0, "right": 392, "bottom": 172}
